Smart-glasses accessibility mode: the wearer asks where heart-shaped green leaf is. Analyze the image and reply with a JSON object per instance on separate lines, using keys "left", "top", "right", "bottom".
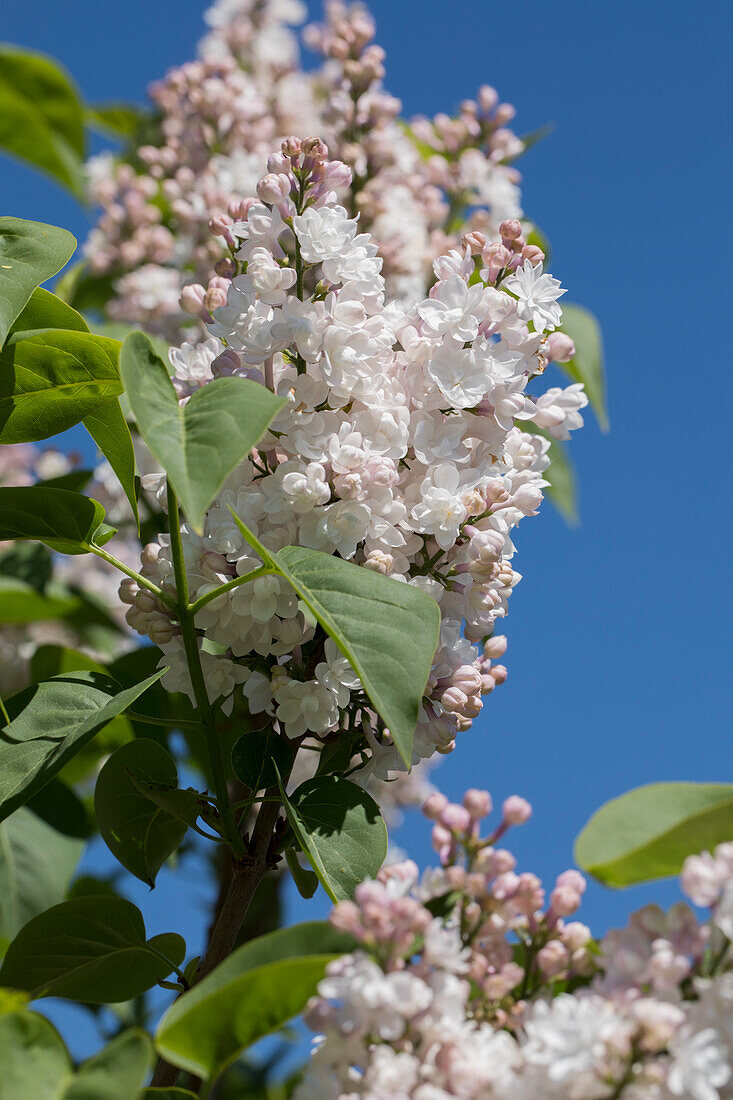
{"left": 558, "top": 303, "right": 608, "bottom": 431}
{"left": 95, "top": 740, "right": 195, "bottom": 887}
{"left": 0, "top": 668, "right": 164, "bottom": 822}
{"left": 83, "top": 397, "right": 139, "bottom": 527}
{"left": 0, "top": 1014, "right": 151, "bottom": 1100}
{"left": 0, "top": 328, "right": 123, "bottom": 443}
{"left": 0, "top": 808, "right": 83, "bottom": 943}
{"left": 0, "top": 486, "right": 115, "bottom": 554}
{"left": 278, "top": 773, "right": 386, "bottom": 901}
{"left": 575, "top": 782, "right": 733, "bottom": 887}
{"left": 155, "top": 922, "right": 355, "bottom": 1081}
{"left": 229, "top": 515, "right": 441, "bottom": 766}
{"left": 231, "top": 729, "right": 293, "bottom": 793}
{"left": 120, "top": 332, "right": 285, "bottom": 532}
{"left": 0, "top": 896, "right": 185, "bottom": 1002}
{"left": 0, "top": 218, "right": 76, "bottom": 345}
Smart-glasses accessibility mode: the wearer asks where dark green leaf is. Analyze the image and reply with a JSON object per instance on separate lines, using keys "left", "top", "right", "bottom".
{"left": 279, "top": 774, "right": 386, "bottom": 902}
{"left": 83, "top": 398, "right": 139, "bottom": 528}
{"left": 285, "top": 848, "right": 318, "bottom": 900}
{"left": 0, "top": 668, "right": 164, "bottom": 822}
{"left": 230, "top": 517, "right": 441, "bottom": 767}
{"left": 155, "top": 922, "right": 355, "bottom": 1081}
{"left": 95, "top": 740, "right": 193, "bottom": 886}
{"left": 0, "top": 895, "right": 185, "bottom": 1001}
{"left": 140, "top": 1091, "right": 198, "bottom": 1099}
{"left": 0, "top": 217, "right": 76, "bottom": 345}
{"left": 8, "top": 286, "right": 89, "bottom": 336}
{"left": 0, "top": 48, "right": 85, "bottom": 196}
{"left": 0, "top": 328, "right": 123, "bottom": 443}
{"left": 120, "top": 332, "right": 285, "bottom": 533}
{"left": 26, "top": 778, "right": 89, "bottom": 838}
{"left": 0, "top": 808, "right": 83, "bottom": 943}
{"left": 558, "top": 303, "right": 608, "bottom": 431}
{"left": 0, "top": 541, "right": 52, "bottom": 591}
{"left": 35, "top": 469, "right": 94, "bottom": 493}
{"left": 231, "top": 730, "right": 293, "bottom": 793}
{"left": 0, "top": 486, "right": 115, "bottom": 554}
{"left": 575, "top": 782, "right": 733, "bottom": 887}
{"left": 54, "top": 262, "right": 116, "bottom": 315}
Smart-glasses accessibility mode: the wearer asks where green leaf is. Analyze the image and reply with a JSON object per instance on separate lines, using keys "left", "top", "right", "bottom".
{"left": 575, "top": 782, "right": 733, "bottom": 887}
{"left": 83, "top": 398, "right": 139, "bottom": 528}
{"left": 0, "top": 1013, "right": 151, "bottom": 1100}
{"left": 26, "top": 778, "right": 89, "bottom": 839}
{"left": 0, "top": 1011, "right": 69, "bottom": 1099}
{"left": 0, "top": 48, "right": 85, "bottom": 196}
{"left": 120, "top": 332, "right": 285, "bottom": 533}
{"left": 28, "top": 646, "right": 134, "bottom": 785}
{"left": 278, "top": 774, "right": 386, "bottom": 902}
{"left": 543, "top": 437, "right": 578, "bottom": 525}
{"left": 65, "top": 1028, "right": 152, "bottom": 1100}
{"left": 8, "top": 286, "right": 89, "bottom": 336}
{"left": 0, "top": 328, "right": 123, "bottom": 444}
{"left": 0, "top": 541, "right": 52, "bottom": 591}
{"left": 0, "top": 668, "right": 164, "bottom": 822}
{"left": 558, "top": 303, "right": 608, "bottom": 431}
{"left": 0, "top": 808, "right": 82, "bottom": 943}
{"left": 0, "top": 486, "right": 115, "bottom": 554}
{"left": 285, "top": 848, "right": 318, "bottom": 900}
{"left": 0, "top": 578, "right": 82, "bottom": 624}
{"left": 0, "top": 217, "right": 76, "bottom": 346}
{"left": 55, "top": 262, "right": 116, "bottom": 315}
{"left": 0, "top": 896, "right": 185, "bottom": 1002}
{"left": 229, "top": 516, "right": 441, "bottom": 767}
{"left": 231, "top": 729, "right": 293, "bottom": 793}
{"left": 156, "top": 922, "right": 355, "bottom": 1081}
{"left": 95, "top": 740, "right": 193, "bottom": 886}
{"left": 85, "top": 102, "right": 146, "bottom": 139}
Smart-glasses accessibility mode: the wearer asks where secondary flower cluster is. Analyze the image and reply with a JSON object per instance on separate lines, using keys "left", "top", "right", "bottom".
{"left": 121, "top": 139, "right": 586, "bottom": 779}
{"left": 296, "top": 793, "right": 733, "bottom": 1100}
{"left": 83, "top": 0, "right": 525, "bottom": 333}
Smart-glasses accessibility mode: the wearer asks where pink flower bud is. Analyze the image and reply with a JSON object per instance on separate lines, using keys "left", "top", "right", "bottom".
{"left": 484, "top": 635, "right": 508, "bottom": 660}
{"left": 423, "top": 792, "right": 448, "bottom": 820}
{"left": 550, "top": 885, "right": 582, "bottom": 917}
{"left": 257, "top": 173, "right": 292, "bottom": 207}
{"left": 440, "top": 803, "right": 472, "bottom": 833}
{"left": 537, "top": 939, "right": 569, "bottom": 978}
{"left": 546, "top": 331, "right": 575, "bottom": 363}
{"left": 179, "top": 283, "right": 206, "bottom": 314}
{"left": 499, "top": 219, "right": 523, "bottom": 241}
{"left": 556, "top": 870, "right": 586, "bottom": 895}
{"left": 281, "top": 135, "right": 302, "bottom": 159}
{"left": 490, "top": 664, "right": 508, "bottom": 686}
{"left": 563, "top": 921, "right": 592, "bottom": 951}
{"left": 463, "top": 788, "right": 492, "bottom": 820}
{"left": 323, "top": 160, "right": 353, "bottom": 189}
{"left": 502, "top": 796, "right": 532, "bottom": 826}
{"left": 521, "top": 244, "right": 545, "bottom": 266}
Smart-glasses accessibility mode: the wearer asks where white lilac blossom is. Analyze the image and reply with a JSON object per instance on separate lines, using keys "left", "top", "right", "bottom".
{"left": 121, "top": 139, "right": 585, "bottom": 782}
{"left": 82, "top": 0, "right": 526, "bottom": 334}
{"left": 294, "top": 791, "right": 733, "bottom": 1100}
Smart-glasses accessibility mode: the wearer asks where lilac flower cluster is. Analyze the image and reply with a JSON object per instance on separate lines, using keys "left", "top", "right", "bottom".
{"left": 120, "top": 139, "right": 586, "bottom": 779}
{"left": 83, "top": 0, "right": 526, "bottom": 333}
{"left": 296, "top": 793, "right": 733, "bottom": 1100}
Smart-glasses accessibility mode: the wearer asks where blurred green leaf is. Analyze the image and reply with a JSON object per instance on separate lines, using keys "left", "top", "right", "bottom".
{"left": 558, "top": 303, "right": 608, "bottom": 431}
{"left": 0, "top": 47, "right": 85, "bottom": 196}
{"left": 575, "top": 782, "right": 733, "bottom": 887}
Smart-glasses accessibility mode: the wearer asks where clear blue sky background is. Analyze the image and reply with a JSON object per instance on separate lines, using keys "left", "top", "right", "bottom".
{"left": 3, "top": 0, "right": 732, "bottom": 1060}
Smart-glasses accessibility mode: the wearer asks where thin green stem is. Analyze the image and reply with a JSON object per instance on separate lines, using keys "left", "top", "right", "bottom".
{"left": 0, "top": 692, "right": 9, "bottom": 725}
{"left": 166, "top": 481, "right": 244, "bottom": 857}
{"left": 89, "top": 545, "right": 177, "bottom": 611}
{"left": 187, "top": 566, "right": 275, "bottom": 616}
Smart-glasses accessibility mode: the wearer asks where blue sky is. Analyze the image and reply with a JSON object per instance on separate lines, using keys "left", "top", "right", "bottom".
{"left": 3, "top": 0, "right": 732, "bottom": 1059}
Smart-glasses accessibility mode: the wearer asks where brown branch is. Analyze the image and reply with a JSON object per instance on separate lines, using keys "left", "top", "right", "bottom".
{"left": 150, "top": 794, "right": 282, "bottom": 1089}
